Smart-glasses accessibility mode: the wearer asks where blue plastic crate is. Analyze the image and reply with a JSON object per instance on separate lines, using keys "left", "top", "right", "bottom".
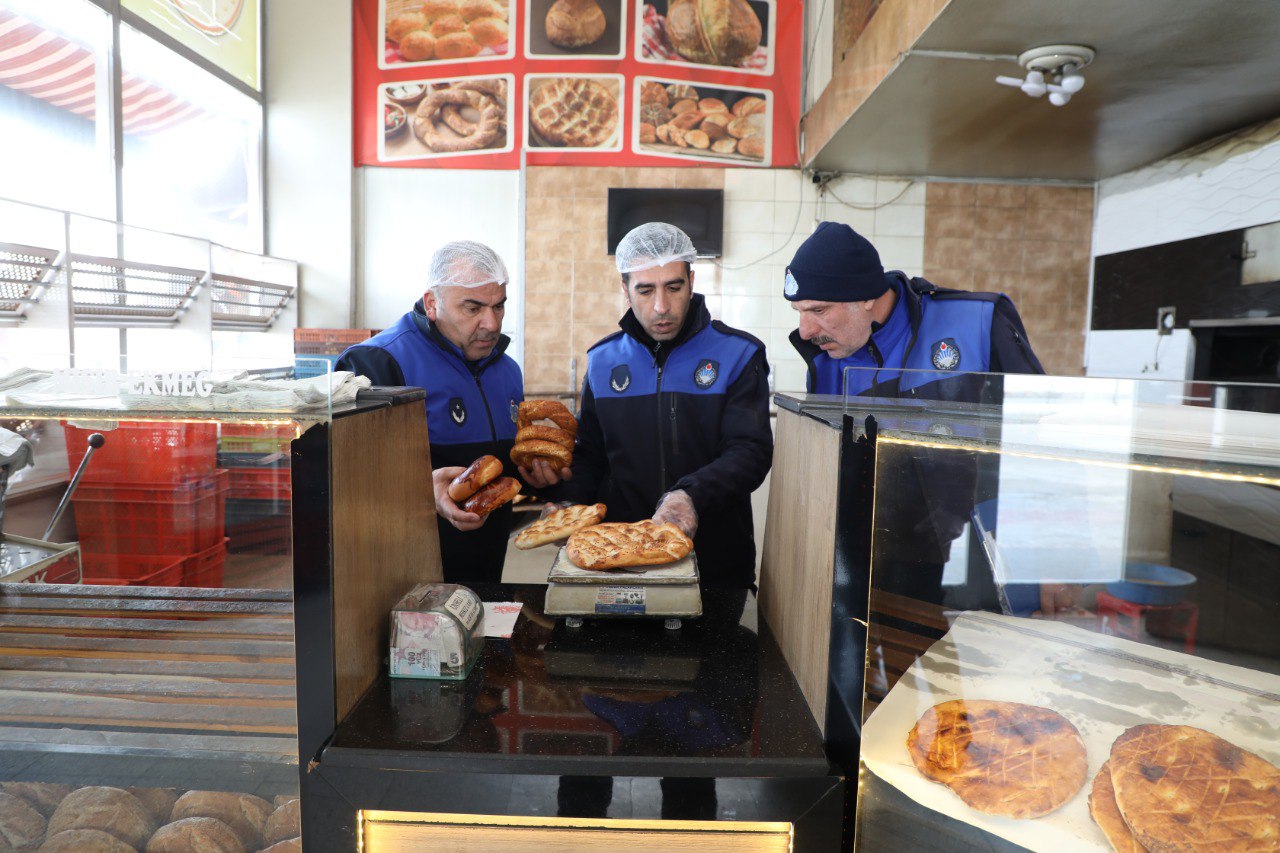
{"left": 294, "top": 354, "right": 341, "bottom": 380}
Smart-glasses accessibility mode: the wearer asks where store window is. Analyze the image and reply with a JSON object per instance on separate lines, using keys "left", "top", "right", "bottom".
{"left": 120, "top": 24, "right": 263, "bottom": 252}
{"left": 0, "top": 0, "right": 115, "bottom": 219}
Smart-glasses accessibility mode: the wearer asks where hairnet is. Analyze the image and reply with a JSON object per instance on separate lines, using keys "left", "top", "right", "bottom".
{"left": 614, "top": 223, "right": 697, "bottom": 274}
{"left": 428, "top": 240, "right": 509, "bottom": 289}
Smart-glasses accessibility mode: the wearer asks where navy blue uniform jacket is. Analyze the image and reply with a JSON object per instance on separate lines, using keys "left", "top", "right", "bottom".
{"left": 557, "top": 294, "right": 773, "bottom": 589}
{"left": 336, "top": 301, "right": 522, "bottom": 583}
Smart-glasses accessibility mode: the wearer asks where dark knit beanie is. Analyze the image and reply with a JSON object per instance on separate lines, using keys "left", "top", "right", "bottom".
{"left": 784, "top": 221, "right": 890, "bottom": 302}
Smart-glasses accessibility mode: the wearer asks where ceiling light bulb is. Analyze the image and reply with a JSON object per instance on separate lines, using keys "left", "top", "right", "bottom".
{"left": 1049, "top": 90, "right": 1070, "bottom": 106}
{"left": 1060, "top": 73, "right": 1085, "bottom": 93}
{"left": 1021, "top": 70, "right": 1047, "bottom": 97}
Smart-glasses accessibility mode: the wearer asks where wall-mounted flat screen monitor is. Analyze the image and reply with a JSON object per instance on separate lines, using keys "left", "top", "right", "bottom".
{"left": 607, "top": 188, "right": 724, "bottom": 259}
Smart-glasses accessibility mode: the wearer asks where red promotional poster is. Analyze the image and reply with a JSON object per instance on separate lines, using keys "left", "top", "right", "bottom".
{"left": 353, "top": 0, "right": 802, "bottom": 169}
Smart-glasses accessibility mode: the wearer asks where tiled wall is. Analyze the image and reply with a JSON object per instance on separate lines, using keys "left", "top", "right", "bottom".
{"left": 923, "top": 183, "right": 1094, "bottom": 376}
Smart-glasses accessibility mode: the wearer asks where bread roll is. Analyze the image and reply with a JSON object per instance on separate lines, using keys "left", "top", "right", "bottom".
{"left": 146, "top": 818, "right": 244, "bottom": 853}
{"left": 261, "top": 839, "right": 301, "bottom": 853}
{"left": 430, "top": 14, "right": 466, "bottom": 36}
{"left": 731, "top": 95, "right": 767, "bottom": 117}
{"left": 387, "top": 12, "right": 428, "bottom": 42}
{"left": 670, "top": 110, "right": 704, "bottom": 130}
{"left": 698, "top": 98, "right": 728, "bottom": 114}
{"left": 467, "top": 16, "right": 508, "bottom": 46}
{"left": 272, "top": 796, "right": 297, "bottom": 810}
{"left": 39, "top": 829, "right": 136, "bottom": 852}
{"left": 686, "top": 129, "right": 710, "bottom": 149}
{"left": 459, "top": 0, "right": 505, "bottom": 21}
{"left": 170, "top": 792, "right": 271, "bottom": 850}
{"left": 0, "top": 791, "right": 46, "bottom": 849}
{"left": 400, "top": 30, "right": 436, "bottom": 61}
{"left": 670, "top": 98, "right": 697, "bottom": 115}
{"left": 727, "top": 114, "right": 765, "bottom": 139}
{"left": 435, "top": 31, "right": 481, "bottom": 59}
{"left": 2, "top": 782, "right": 72, "bottom": 818}
{"left": 737, "top": 135, "right": 765, "bottom": 159}
{"left": 126, "top": 788, "right": 179, "bottom": 826}
{"left": 665, "top": 83, "right": 698, "bottom": 101}
{"left": 701, "top": 120, "right": 728, "bottom": 142}
{"left": 640, "top": 81, "right": 668, "bottom": 106}
{"left": 666, "top": 0, "right": 761, "bottom": 67}
{"left": 48, "top": 787, "right": 154, "bottom": 849}
{"left": 263, "top": 799, "right": 300, "bottom": 847}
{"left": 420, "top": 0, "right": 459, "bottom": 21}
{"left": 711, "top": 137, "right": 738, "bottom": 154}
{"left": 545, "top": 0, "right": 606, "bottom": 48}
{"left": 639, "top": 123, "right": 657, "bottom": 144}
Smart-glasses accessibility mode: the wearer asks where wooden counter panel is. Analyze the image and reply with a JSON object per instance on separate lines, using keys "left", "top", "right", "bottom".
{"left": 331, "top": 403, "right": 442, "bottom": 721}
{"left": 759, "top": 410, "right": 839, "bottom": 733}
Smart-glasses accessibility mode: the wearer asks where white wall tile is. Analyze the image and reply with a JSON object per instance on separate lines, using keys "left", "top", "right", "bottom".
{"left": 771, "top": 293, "right": 798, "bottom": 328}
{"left": 718, "top": 261, "right": 772, "bottom": 296}
{"left": 875, "top": 178, "right": 925, "bottom": 205}
{"left": 820, "top": 203, "right": 876, "bottom": 235}
{"left": 873, "top": 203, "right": 925, "bottom": 238}
{"left": 773, "top": 169, "right": 806, "bottom": 201}
{"left": 768, "top": 326, "right": 794, "bottom": 357}
{"left": 775, "top": 201, "right": 818, "bottom": 234}
{"left": 724, "top": 168, "right": 776, "bottom": 202}
{"left": 827, "top": 176, "right": 877, "bottom": 204}
{"left": 875, "top": 235, "right": 925, "bottom": 271}
{"left": 724, "top": 200, "right": 776, "bottom": 233}
{"left": 720, "top": 295, "right": 772, "bottom": 334}
{"left": 774, "top": 360, "right": 809, "bottom": 393}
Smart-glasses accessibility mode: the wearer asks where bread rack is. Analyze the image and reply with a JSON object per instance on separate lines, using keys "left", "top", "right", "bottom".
{"left": 543, "top": 547, "right": 702, "bottom": 629}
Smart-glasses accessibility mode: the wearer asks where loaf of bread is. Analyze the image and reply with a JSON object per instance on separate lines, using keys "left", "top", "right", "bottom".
{"left": 48, "top": 787, "right": 155, "bottom": 848}
{"left": 272, "top": 796, "right": 296, "bottom": 810}
{"left": 0, "top": 790, "right": 46, "bottom": 849}
{"left": 545, "top": 0, "right": 606, "bottom": 48}
{"left": 2, "top": 782, "right": 73, "bottom": 818}
{"left": 666, "top": 0, "right": 760, "bottom": 66}
{"left": 146, "top": 817, "right": 245, "bottom": 853}
{"left": 38, "top": 828, "right": 136, "bottom": 852}
{"left": 263, "top": 799, "right": 301, "bottom": 847}
{"left": 261, "top": 839, "right": 301, "bottom": 853}
{"left": 170, "top": 791, "right": 271, "bottom": 849}
{"left": 127, "top": 788, "right": 180, "bottom": 825}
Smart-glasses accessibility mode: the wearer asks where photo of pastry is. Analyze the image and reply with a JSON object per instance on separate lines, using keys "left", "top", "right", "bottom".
{"left": 633, "top": 78, "right": 769, "bottom": 164}
{"left": 526, "top": 0, "right": 625, "bottom": 59}
{"left": 636, "top": 0, "right": 772, "bottom": 75}
{"left": 380, "top": 0, "right": 515, "bottom": 67}
{"left": 525, "top": 74, "right": 623, "bottom": 151}
{"left": 379, "top": 75, "right": 513, "bottom": 160}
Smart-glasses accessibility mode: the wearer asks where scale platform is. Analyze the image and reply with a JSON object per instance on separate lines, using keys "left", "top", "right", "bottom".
{"left": 544, "top": 547, "right": 702, "bottom": 627}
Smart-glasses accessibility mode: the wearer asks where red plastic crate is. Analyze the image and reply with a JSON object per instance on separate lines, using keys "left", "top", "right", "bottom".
{"left": 182, "top": 537, "right": 228, "bottom": 588}
{"left": 65, "top": 422, "right": 217, "bottom": 484}
{"left": 82, "top": 556, "right": 184, "bottom": 587}
{"left": 73, "top": 470, "right": 228, "bottom": 560}
{"left": 227, "top": 467, "right": 292, "bottom": 501}
{"left": 220, "top": 423, "right": 297, "bottom": 439}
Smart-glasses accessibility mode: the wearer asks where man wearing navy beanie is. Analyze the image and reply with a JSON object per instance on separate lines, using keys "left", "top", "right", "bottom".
{"left": 784, "top": 221, "right": 1043, "bottom": 397}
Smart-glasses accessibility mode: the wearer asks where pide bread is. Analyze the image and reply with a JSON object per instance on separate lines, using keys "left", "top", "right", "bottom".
{"left": 146, "top": 817, "right": 245, "bottom": 853}
{"left": 565, "top": 520, "right": 692, "bottom": 570}
{"left": 1088, "top": 761, "right": 1144, "bottom": 853}
{"left": 907, "top": 700, "right": 1087, "bottom": 819}
{"left": 1108, "top": 724, "right": 1280, "bottom": 852}
{"left": 515, "top": 503, "right": 606, "bottom": 549}
{"left": 48, "top": 787, "right": 155, "bottom": 848}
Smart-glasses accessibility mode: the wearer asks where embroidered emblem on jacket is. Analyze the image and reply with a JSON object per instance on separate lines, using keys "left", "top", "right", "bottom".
{"left": 694, "top": 359, "right": 719, "bottom": 388}
{"left": 509, "top": 399, "right": 518, "bottom": 423}
{"left": 931, "top": 338, "right": 961, "bottom": 371}
{"left": 449, "top": 397, "right": 468, "bottom": 425}
{"left": 609, "top": 364, "right": 631, "bottom": 393}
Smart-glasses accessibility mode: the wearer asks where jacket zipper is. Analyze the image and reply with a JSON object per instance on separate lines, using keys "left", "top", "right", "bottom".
{"left": 473, "top": 373, "right": 499, "bottom": 445}
{"left": 670, "top": 393, "right": 679, "bottom": 457}
{"left": 868, "top": 338, "right": 885, "bottom": 392}
{"left": 1011, "top": 330, "right": 1033, "bottom": 365}
{"left": 654, "top": 343, "right": 668, "bottom": 492}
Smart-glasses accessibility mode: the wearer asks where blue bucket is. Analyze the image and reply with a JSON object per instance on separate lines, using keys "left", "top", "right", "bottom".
{"left": 1106, "top": 563, "right": 1197, "bottom": 606}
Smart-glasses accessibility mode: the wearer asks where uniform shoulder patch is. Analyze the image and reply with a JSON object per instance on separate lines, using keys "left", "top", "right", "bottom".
{"left": 693, "top": 359, "right": 719, "bottom": 388}
{"left": 609, "top": 364, "right": 632, "bottom": 393}
{"left": 448, "top": 397, "right": 468, "bottom": 425}
{"left": 931, "top": 338, "right": 961, "bottom": 371}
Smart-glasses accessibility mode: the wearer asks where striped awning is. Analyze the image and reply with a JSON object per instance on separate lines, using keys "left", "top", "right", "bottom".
{"left": 0, "top": 9, "right": 202, "bottom": 135}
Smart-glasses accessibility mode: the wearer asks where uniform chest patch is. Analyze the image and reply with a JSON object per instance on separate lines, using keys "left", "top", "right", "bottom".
{"left": 448, "top": 397, "right": 468, "bottom": 426}
{"left": 694, "top": 359, "right": 719, "bottom": 388}
{"left": 509, "top": 399, "right": 518, "bottom": 423}
{"left": 931, "top": 338, "right": 961, "bottom": 371}
{"left": 609, "top": 364, "right": 631, "bottom": 393}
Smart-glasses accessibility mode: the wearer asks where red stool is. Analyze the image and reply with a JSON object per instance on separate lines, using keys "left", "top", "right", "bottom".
{"left": 1095, "top": 590, "right": 1198, "bottom": 654}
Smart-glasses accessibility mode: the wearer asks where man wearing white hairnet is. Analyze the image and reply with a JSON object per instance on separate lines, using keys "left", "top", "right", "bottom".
{"left": 338, "top": 240, "right": 566, "bottom": 583}
{"left": 554, "top": 223, "right": 773, "bottom": 589}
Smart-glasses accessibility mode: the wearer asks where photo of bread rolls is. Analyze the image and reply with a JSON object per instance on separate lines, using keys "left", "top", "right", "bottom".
{"left": 634, "top": 79, "right": 769, "bottom": 164}
{"left": 382, "top": 0, "right": 512, "bottom": 64}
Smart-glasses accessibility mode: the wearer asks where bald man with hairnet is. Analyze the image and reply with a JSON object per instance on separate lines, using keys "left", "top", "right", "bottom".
{"left": 553, "top": 223, "right": 773, "bottom": 590}
{"left": 338, "top": 240, "right": 566, "bottom": 583}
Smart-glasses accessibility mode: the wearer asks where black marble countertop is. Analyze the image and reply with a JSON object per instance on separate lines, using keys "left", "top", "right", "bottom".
{"left": 324, "top": 584, "right": 832, "bottom": 779}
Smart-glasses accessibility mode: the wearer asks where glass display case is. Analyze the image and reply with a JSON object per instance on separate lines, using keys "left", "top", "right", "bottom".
{"left": 841, "top": 369, "right": 1280, "bottom": 852}
{"left": 0, "top": 365, "right": 377, "bottom": 850}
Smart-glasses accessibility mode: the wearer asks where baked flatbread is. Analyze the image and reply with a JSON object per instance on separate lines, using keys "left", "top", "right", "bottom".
{"left": 907, "top": 699, "right": 1087, "bottom": 819}
{"left": 514, "top": 503, "right": 606, "bottom": 550}
{"left": 565, "top": 521, "right": 691, "bottom": 570}
{"left": 1109, "top": 724, "right": 1280, "bottom": 852}
{"left": 1089, "top": 760, "right": 1145, "bottom": 853}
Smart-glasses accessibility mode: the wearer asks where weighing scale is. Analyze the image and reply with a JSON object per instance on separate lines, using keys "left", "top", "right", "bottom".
{"left": 543, "top": 547, "right": 703, "bottom": 629}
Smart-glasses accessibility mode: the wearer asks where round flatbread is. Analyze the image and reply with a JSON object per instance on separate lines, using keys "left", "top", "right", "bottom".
{"left": 1109, "top": 724, "right": 1280, "bottom": 852}
{"left": 907, "top": 699, "right": 1088, "bottom": 819}
{"left": 1089, "top": 760, "right": 1145, "bottom": 853}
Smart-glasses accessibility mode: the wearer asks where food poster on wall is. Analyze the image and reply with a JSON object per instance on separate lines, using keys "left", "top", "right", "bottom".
{"left": 353, "top": 0, "right": 800, "bottom": 168}
{"left": 122, "top": 0, "right": 260, "bottom": 89}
